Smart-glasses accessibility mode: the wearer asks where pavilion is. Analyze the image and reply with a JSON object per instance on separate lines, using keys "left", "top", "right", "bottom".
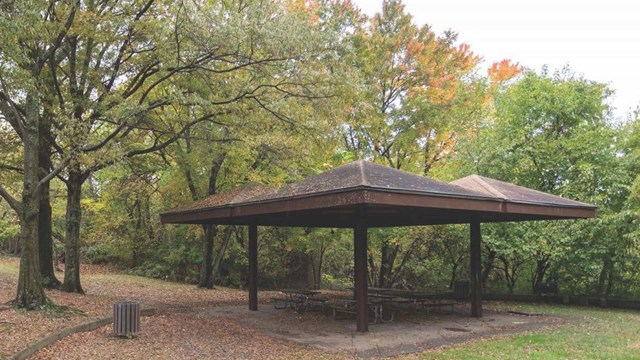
{"left": 160, "top": 160, "right": 595, "bottom": 332}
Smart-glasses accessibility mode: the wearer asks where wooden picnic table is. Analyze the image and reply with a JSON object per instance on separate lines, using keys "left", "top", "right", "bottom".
{"left": 350, "top": 287, "right": 455, "bottom": 315}
{"left": 272, "top": 289, "right": 325, "bottom": 313}
{"left": 332, "top": 296, "right": 394, "bottom": 324}
{"left": 280, "top": 288, "right": 319, "bottom": 299}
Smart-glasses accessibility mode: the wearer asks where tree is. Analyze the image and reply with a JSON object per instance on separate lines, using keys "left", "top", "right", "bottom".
{"left": 36, "top": 0, "right": 338, "bottom": 292}
{"left": 345, "top": 0, "right": 482, "bottom": 173}
{"left": 449, "top": 66, "right": 629, "bottom": 294}
{"left": 0, "top": 0, "right": 77, "bottom": 308}
{"left": 342, "top": 0, "right": 483, "bottom": 288}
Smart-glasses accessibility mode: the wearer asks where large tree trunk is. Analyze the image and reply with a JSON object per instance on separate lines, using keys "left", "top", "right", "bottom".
{"left": 61, "top": 170, "right": 84, "bottom": 294}
{"left": 17, "top": 208, "right": 46, "bottom": 309}
{"left": 38, "top": 137, "right": 60, "bottom": 288}
{"left": 15, "top": 93, "right": 47, "bottom": 309}
{"left": 38, "top": 180, "right": 59, "bottom": 288}
{"left": 198, "top": 224, "right": 217, "bottom": 288}
{"left": 38, "top": 83, "right": 60, "bottom": 289}
{"left": 195, "top": 152, "right": 226, "bottom": 288}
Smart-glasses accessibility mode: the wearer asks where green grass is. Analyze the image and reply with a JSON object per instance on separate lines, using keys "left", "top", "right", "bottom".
{"left": 0, "top": 256, "right": 18, "bottom": 276}
{"left": 420, "top": 303, "right": 640, "bottom": 360}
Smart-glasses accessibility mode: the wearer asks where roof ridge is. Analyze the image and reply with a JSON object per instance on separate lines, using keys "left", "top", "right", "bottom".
{"left": 358, "top": 160, "right": 368, "bottom": 186}
{"left": 472, "top": 175, "right": 508, "bottom": 199}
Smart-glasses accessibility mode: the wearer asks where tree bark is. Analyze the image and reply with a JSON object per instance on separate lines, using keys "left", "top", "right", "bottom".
{"left": 17, "top": 207, "right": 46, "bottom": 309}
{"left": 38, "top": 180, "right": 60, "bottom": 288}
{"left": 210, "top": 225, "right": 234, "bottom": 286}
{"left": 61, "top": 169, "right": 84, "bottom": 294}
{"left": 38, "top": 136, "right": 60, "bottom": 288}
{"left": 596, "top": 257, "right": 612, "bottom": 297}
{"left": 531, "top": 254, "right": 550, "bottom": 292}
{"left": 481, "top": 247, "right": 496, "bottom": 286}
{"left": 198, "top": 224, "right": 217, "bottom": 288}
{"left": 15, "top": 93, "right": 47, "bottom": 309}
{"left": 378, "top": 241, "right": 389, "bottom": 288}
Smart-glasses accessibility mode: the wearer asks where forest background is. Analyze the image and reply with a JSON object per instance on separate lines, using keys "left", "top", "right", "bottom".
{"left": 0, "top": 0, "right": 638, "bottom": 309}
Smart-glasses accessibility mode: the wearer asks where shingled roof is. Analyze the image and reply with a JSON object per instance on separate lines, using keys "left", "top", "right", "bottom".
{"left": 450, "top": 175, "right": 595, "bottom": 209}
{"left": 254, "top": 160, "right": 493, "bottom": 201}
{"left": 160, "top": 160, "right": 596, "bottom": 227}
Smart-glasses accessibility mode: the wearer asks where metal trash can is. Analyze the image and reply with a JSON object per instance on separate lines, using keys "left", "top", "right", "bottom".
{"left": 113, "top": 301, "right": 140, "bottom": 336}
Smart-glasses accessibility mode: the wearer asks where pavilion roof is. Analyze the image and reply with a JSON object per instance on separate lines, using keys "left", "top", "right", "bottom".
{"left": 450, "top": 175, "right": 594, "bottom": 209}
{"left": 160, "top": 160, "right": 595, "bottom": 227}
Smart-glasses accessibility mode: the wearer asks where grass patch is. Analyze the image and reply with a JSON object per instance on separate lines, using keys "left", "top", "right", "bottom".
{"left": 419, "top": 303, "right": 640, "bottom": 360}
{"left": 0, "top": 257, "right": 18, "bottom": 276}
{"left": 11, "top": 300, "right": 87, "bottom": 318}
{"left": 40, "top": 302, "right": 87, "bottom": 318}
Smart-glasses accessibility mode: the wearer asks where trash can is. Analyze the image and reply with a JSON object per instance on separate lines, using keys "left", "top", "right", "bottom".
{"left": 113, "top": 301, "right": 140, "bottom": 336}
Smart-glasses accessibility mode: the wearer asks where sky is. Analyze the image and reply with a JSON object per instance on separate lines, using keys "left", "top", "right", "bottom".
{"left": 351, "top": 0, "right": 639, "bottom": 120}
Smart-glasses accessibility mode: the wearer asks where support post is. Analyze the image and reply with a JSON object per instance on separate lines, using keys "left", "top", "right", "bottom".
{"left": 248, "top": 224, "right": 258, "bottom": 311}
{"left": 354, "top": 209, "right": 368, "bottom": 332}
{"left": 470, "top": 221, "right": 482, "bottom": 318}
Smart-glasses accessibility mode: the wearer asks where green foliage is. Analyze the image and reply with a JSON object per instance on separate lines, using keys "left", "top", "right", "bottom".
{"left": 447, "top": 66, "right": 639, "bottom": 297}
{"left": 2, "top": 0, "right": 637, "bottom": 302}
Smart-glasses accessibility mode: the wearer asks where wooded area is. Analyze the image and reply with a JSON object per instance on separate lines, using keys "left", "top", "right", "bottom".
{"left": 0, "top": 0, "right": 639, "bottom": 310}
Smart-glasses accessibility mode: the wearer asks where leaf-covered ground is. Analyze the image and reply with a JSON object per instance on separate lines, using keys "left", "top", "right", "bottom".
{"left": 3, "top": 255, "right": 640, "bottom": 359}
{"left": 0, "top": 256, "right": 325, "bottom": 359}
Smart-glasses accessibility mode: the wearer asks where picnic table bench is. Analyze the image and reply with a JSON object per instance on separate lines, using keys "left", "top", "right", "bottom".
{"left": 272, "top": 289, "right": 326, "bottom": 313}
{"left": 331, "top": 297, "right": 393, "bottom": 324}
{"left": 384, "top": 290, "right": 455, "bottom": 314}
{"left": 348, "top": 288, "right": 456, "bottom": 315}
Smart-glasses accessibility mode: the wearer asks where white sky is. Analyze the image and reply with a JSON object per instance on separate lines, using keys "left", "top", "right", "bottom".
{"left": 351, "top": 0, "right": 640, "bottom": 120}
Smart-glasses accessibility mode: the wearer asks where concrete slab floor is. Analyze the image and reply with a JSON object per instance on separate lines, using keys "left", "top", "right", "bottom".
{"left": 196, "top": 303, "right": 562, "bottom": 358}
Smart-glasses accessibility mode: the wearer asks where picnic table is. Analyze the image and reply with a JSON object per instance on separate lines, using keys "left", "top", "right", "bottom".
{"left": 272, "top": 289, "right": 326, "bottom": 313}
{"left": 382, "top": 289, "right": 455, "bottom": 314}
{"left": 332, "top": 297, "right": 386, "bottom": 324}
{"left": 349, "top": 287, "right": 455, "bottom": 315}
{"left": 332, "top": 292, "right": 396, "bottom": 324}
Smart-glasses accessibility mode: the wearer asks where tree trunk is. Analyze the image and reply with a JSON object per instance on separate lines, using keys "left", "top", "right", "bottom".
{"left": 498, "top": 255, "right": 516, "bottom": 293}
{"left": 38, "top": 180, "right": 59, "bottom": 288}
{"left": 15, "top": 93, "right": 47, "bottom": 309}
{"left": 315, "top": 240, "right": 326, "bottom": 290}
{"left": 198, "top": 224, "right": 217, "bottom": 288}
{"left": 449, "top": 261, "right": 459, "bottom": 289}
{"left": 531, "top": 255, "right": 550, "bottom": 292}
{"left": 210, "top": 226, "right": 234, "bottom": 286}
{"left": 605, "top": 260, "right": 615, "bottom": 296}
{"left": 38, "top": 134, "right": 59, "bottom": 288}
{"left": 17, "top": 208, "right": 47, "bottom": 309}
{"left": 378, "top": 241, "right": 389, "bottom": 288}
{"left": 38, "top": 85, "right": 60, "bottom": 288}
{"left": 481, "top": 247, "right": 496, "bottom": 286}
{"left": 61, "top": 170, "right": 84, "bottom": 294}
{"left": 596, "top": 257, "right": 611, "bottom": 297}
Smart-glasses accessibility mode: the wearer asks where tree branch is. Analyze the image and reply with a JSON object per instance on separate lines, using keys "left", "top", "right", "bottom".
{"left": 0, "top": 163, "right": 23, "bottom": 174}
{"left": 0, "top": 185, "right": 21, "bottom": 216}
{"left": 36, "top": 156, "right": 70, "bottom": 190}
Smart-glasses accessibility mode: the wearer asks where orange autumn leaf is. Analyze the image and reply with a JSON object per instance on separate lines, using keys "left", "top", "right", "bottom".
{"left": 488, "top": 59, "right": 522, "bottom": 83}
